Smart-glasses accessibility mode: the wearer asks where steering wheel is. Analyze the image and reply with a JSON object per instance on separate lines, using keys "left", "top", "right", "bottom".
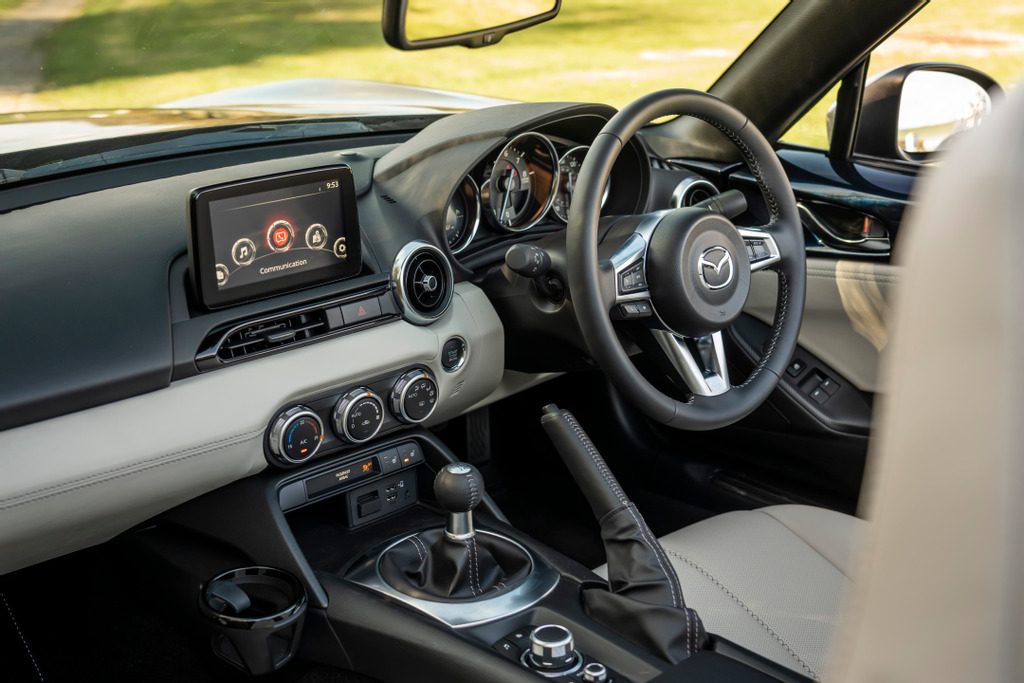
{"left": 567, "top": 90, "right": 805, "bottom": 431}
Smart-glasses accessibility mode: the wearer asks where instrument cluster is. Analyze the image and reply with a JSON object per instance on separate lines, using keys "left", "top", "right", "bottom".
{"left": 443, "top": 131, "right": 611, "bottom": 256}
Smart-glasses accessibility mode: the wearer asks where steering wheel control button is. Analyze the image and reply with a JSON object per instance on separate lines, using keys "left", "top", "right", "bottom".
{"left": 231, "top": 238, "right": 256, "bottom": 266}
{"left": 618, "top": 261, "right": 647, "bottom": 293}
{"left": 214, "top": 264, "right": 230, "bottom": 287}
{"left": 391, "top": 370, "right": 439, "bottom": 424}
{"left": 333, "top": 388, "right": 385, "bottom": 444}
{"left": 441, "top": 337, "right": 468, "bottom": 372}
{"left": 341, "top": 298, "right": 382, "bottom": 326}
{"left": 612, "top": 300, "right": 653, "bottom": 321}
{"left": 305, "top": 223, "right": 328, "bottom": 249}
{"left": 526, "top": 624, "right": 581, "bottom": 673}
{"left": 582, "top": 662, "right": 609, "bottom": 683}
{"left": 268, "top": 406, "right": 323, "bottom": 465}
{"left": 267, "top": 220, "right": 295, "bottom": 252}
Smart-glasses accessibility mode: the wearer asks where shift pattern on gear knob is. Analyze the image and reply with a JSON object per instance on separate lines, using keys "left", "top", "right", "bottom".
{"left": 434, "top": 462, "right": 482, "bottom": 513}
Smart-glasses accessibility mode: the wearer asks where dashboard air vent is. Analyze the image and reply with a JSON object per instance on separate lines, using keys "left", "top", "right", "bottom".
{"left": 217, "top": 309, "right": 329, "bottom": 362}
{"left": 392, "top": 241, "right": 454, "bottom": 326}
{"left": 670, "top": 178, "right": 719, "bottom": 209}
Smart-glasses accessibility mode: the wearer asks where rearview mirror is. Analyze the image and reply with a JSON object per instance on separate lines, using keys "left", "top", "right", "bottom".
{"left": 382, "top": 0, "right": 561, "bottom": 50}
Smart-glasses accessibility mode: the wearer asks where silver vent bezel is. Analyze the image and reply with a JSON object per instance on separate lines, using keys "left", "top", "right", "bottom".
{"left": 670, "top": 177, "right": 719, "bottom": 208}
{"left": 392, "top": 240, "right": 455, "bottom": 326}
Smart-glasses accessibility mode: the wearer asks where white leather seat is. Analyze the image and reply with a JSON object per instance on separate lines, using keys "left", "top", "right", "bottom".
{"left": 596, "top": 504, "right": 862, "bottom": 679}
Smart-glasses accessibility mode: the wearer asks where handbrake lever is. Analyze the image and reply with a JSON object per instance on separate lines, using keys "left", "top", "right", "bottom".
{"left": 540, "top": 404, "right": 707, "bottom": 663}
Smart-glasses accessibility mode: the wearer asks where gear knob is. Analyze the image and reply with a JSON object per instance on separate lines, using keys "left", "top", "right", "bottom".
{"left": 434, "top": 463, "right": 482, "bottom": 540}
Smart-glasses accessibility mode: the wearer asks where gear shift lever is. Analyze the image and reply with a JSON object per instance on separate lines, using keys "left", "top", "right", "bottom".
{"left": 433, "top": 463, "right": 481, "bottom": 541}
{"left": 378, "top": 462, "right": 531, "bottom": 600}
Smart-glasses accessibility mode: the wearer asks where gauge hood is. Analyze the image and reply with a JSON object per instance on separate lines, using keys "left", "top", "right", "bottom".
{"left": 0, "top": 79, "right": 511, "bottom": 159}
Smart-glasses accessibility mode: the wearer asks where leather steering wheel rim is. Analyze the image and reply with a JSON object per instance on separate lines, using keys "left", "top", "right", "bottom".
{"left": 567, "top": 89, "right": 806, "bottom": 431}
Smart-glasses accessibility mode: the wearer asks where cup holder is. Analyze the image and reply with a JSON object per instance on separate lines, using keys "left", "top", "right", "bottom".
{"left": 198, "top": 566, "right": 307, "bottom": 675}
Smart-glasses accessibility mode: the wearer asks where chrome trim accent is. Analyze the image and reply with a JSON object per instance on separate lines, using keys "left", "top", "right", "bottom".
{"left": 489, "top": 132, "right": 560, "bottom": 233}
{"left": 670, "top": 177, "right": 718, "bottom": 209}
{"left": 391, "top": 240, "right": 455, "bottom": 326}
{"left": 652, "top": 330, "right": 730, "bottom": 396}
{"left": 332, "top": 387, "right": 384, "bottom": 444}
{"left": 447, "top": 175, "right": 481, "bottom": 255}
{"left": 521, "top": 650, "right": 584, "bottom": 678}
{"left": 268, "top": 407, "right": 323, "bottom": 464}
{"left": 390, "top": 368, "right": 438, "bottom": 424}
{"left": 697, "top": 245, "right": 735, "bottom": 290}
{"left": 797, "top": 201, "right": 892, "bottom": 251}
{"left": 346, "top": 530, "right": 559, "bottom": 629}
{"left": 445, "top": 510, "right": 475, "bottom": 541}
{"left": 440, "top": 335, "right": 468, "bottom": 373}
{"left": 738, "top": 227, "right": 782, "bottom": 273}
{"left": 609, "top": 209, "right": 671, "bottom": 305}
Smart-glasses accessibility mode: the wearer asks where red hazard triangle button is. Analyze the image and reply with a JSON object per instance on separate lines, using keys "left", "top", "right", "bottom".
{"left": 341, "top": 298, "right": 383, "bottom": 326}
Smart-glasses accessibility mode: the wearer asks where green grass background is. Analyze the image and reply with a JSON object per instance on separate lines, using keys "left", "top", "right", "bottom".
{"left": 19, "top": 0, "right": 1024, "bottom": 146}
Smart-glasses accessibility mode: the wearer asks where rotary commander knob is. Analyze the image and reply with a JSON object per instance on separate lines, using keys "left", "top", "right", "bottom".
{"left": 526, "top": 624, "right": 580, "bottom": 672}
{"left": 390, "top": 368, "right": 438, "bottom": 424}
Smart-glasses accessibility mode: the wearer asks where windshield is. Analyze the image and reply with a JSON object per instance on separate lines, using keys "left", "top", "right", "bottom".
{"left": 0, "top": 0, "right": 784, "bottom": 116}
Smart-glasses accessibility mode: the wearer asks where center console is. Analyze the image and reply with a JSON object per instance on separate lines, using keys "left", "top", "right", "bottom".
{"left": 148, "top": 423, "right": 812, "bottom": 683}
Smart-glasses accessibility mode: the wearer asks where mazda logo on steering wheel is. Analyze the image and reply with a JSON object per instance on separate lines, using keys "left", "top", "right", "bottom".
{"left": 697, "top": 246, "right": 734, "bottom": 290}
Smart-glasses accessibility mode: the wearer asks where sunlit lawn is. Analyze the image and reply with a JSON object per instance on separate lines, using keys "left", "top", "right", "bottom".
{"left": 33, "top": 0, "right": 1024, "bottom": 148}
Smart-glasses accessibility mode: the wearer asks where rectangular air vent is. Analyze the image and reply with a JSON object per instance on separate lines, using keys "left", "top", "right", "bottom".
{"left": 217, "top": 310, "right": 329, "bottom": 362}
{"left": 193, "top": 289, "right": 398, "bottom": 372}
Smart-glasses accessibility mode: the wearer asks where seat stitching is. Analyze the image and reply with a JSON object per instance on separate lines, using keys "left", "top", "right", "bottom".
{"left": 755, "top": 509, "right": 854, "bottom": 580}
{"left": 664, "top": 549, "right": 818, "bottom": 680}
{"left": 2, "top": 592, "right": 46, "bottom": 683}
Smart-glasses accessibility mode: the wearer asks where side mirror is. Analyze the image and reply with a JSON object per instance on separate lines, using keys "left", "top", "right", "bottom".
{"left": 381, "top": 0, "right": 560, "bottom": 51}
{"left": 855, "top": 63, "right": 1002, "bottom": 162}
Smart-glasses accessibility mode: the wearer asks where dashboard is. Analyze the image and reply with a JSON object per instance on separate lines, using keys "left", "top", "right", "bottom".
{"left": 0, "top": 101, "right": 671, "bottom": 575}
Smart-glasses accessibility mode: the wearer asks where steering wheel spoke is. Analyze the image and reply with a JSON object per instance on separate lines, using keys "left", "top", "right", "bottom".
{"left": 652, "top": 330, "right": 731, "bottom": 397}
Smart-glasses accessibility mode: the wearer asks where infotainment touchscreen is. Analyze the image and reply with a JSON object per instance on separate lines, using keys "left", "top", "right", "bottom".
{"left": 189, "top": 166, "right": 361, "bottom": 309}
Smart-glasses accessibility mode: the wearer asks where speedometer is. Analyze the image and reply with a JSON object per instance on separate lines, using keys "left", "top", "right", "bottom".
{"left": 551, "top": 146, "right": 609, "bottom": 223}
{"left": 488, "top": 132, "right": 558, "bottom": 232}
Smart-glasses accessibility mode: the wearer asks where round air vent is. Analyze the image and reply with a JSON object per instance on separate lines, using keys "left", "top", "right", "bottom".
{"left": 392, "top": 241, "right": 455, "bottom": 325}
{"left": 670, "top": 178, "right": 719, "bottom": 208}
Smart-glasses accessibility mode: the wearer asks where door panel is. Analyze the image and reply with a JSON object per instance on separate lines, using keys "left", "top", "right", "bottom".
{"left": 745, "top": 257, "right": 899, "bottom": 393}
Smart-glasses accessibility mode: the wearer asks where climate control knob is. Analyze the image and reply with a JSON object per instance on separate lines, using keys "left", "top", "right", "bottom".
{"left": 333, "top": 387, "right": 385, "bottom": 443}
{"left": 268, "top": 406, "right": 323, "bottom": 465}
{"left": 390, "top": 369, "right": 439, "bottom": 424}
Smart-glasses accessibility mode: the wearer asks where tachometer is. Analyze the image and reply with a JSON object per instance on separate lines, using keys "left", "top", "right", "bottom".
{"left": 443, "top": 176, "right": 481, "bottom": 254}
{"left": 551, "top": 146, "right": 609, "bottom": 222}
{"left": 487, "top": 132, "right": 558, "bottom": 232}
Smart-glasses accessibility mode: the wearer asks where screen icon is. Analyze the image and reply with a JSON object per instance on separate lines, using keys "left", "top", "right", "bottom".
{"left": 266, "top": 220, "right": 294, "bottom": 252}
{"left": 215, "top": 264, "right": 230, "bottom": 287}
{"left": 333, "top": 237, "right": 348, "bottom": 260}
{"left": 231, "top": 238, "right": 256, "bottom": 266}
{"left": 305, "top": 223, "right": 328, "bottom": 250}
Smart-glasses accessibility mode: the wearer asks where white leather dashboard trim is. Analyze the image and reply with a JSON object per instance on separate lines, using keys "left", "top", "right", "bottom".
{"left": 745, "top": 257, "right": 900, "bottom": 393}
{"left": 0, "top": 282, "right": 504, "bottom": 575}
